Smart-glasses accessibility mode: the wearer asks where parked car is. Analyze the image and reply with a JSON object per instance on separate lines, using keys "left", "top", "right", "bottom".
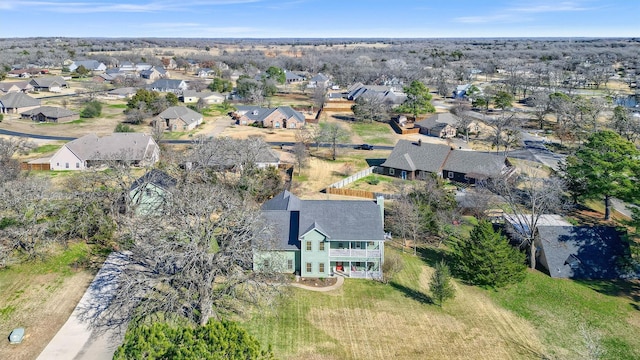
{"left": 355, "top": 143, "right": 374, "bottom": 150}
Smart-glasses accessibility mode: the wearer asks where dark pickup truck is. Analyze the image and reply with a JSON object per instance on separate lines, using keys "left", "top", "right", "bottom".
{"left": 354, "top": 144, "right": 374, "bottom": 150}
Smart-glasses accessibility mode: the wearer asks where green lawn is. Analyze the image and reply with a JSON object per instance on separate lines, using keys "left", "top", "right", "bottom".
{"left": 107, "top": 104, "right": 127, "bottom": 109}
{"left": 350, "top": 122, "right": 395, "bottom": 144}
{"left": 31, "top": 144, "right": 62, "bottom": 154}
{"left": 243, "top": 246, "right": 640, "bottom": 359}
{"left": 490, "top": 273, "right": 640, "bottom": 359}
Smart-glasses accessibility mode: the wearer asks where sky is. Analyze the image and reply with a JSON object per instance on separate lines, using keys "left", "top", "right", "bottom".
{"left": 0, "top": 0, "right": 638, "bottom": 38}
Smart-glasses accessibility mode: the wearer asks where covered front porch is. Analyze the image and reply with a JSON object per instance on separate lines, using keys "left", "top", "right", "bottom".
{"left": 331, "top": 260, "right": 381, "bottom": 280}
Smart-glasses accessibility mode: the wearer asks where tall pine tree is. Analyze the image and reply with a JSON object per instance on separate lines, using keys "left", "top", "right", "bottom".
{"left": 451, "top": 220, "right": 526, "bottom": 288}
{"left": 430, "top": 261, "right": 456, "bottom": 306}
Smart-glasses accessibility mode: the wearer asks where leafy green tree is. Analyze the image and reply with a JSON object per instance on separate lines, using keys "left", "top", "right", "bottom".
{"left": 165, "top": 92, "right": 179, "bottom": 107}
{"left": 430, "top": 261, "right": 455, "bottom": 306}
{"left": 209, "top": 78, "right": 233, "bottom": 92}
{"left": 80, "top": 100, "right": 102, "bottom": 118}
{"left": 451, "top": 220, "right": 526, "bottom": 288}
{"left": 127, "top": 89, "right": 160, "bottom": 110}
{"left": 74, "top": 65, "right": 90, "bottom": 77}
{"left": 396, "top": 80, "right": 435, "bottom": 120}
{"left": 492, "top": 91, "right": 514, "bottom": 110}
{"left": 114, "top": 123, "right": 135, "bottom": 132}
{"left": 610, "top": 105, "right": 639, "bottom": 141}
{"left": 564, "top": 130, "right": 640, "bottom": 220}
{"left": 114, "top": 320, "right": 274, "bottom": 360}
{"left": 265, "top": 66, "right": 285, "bottom": 84}
{"left": 472, "top": 97, "right": 489, "bottom": 112}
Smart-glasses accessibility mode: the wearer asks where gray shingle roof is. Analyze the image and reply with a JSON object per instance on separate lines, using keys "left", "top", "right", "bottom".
{"left": 415, "top": 113, "right": 460, "bottom": 130}
{"left": 29, "top": 76, "right": 67, "bottom": 88}
{"left": 261, "top": 191, "right": 384, "bottom": 250}
{"left": 21, "top": 106, "right": 77, "bottom": 118}
{"left": 262, "top": 190, "right": 301, "bottom": 211}
{"left": 130, "top": 169, "right": 176, "bottom": 191}
{"left": 443, "top": 150, "right": 507, "bottom": 178}
{"left": 381, "top": 140, "right": 452, "bottom": 172}
{"left": 157, "top": 106, "right": 202, "bottom": 126}
{"left": 0, "top": 92, "right": 41, "bottom": 108}
{"left": 537, "top": 226, "right": 629, "bottom": 279}
{"left": 149, "top": 79, "right": 186, "bottom": 91}
{"left": 65, "top": 133, "right": 157, "bottom": 162}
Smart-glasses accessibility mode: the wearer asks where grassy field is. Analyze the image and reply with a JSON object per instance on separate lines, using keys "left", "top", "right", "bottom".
{"left": 242, "top": 245, "right": 640, "bottom": 360}
{"left": 350, "top": 121, "right": 396, "bottom": 145}
{"left": 0, "top": 243, "right": 94, "bottom": 360}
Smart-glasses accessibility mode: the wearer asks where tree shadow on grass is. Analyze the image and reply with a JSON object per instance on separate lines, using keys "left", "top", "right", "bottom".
{"left": 416, "top": 246, "right": 455, "bottom": 268}
{"left": 575, "top": 279, "right": 640, "bottom": 305}
{"left": 390, "top": 281, "right": 433, "bottom": 305}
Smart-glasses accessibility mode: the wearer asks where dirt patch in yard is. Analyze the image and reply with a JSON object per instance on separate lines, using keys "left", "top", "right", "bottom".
{"left": 0, "top": 271, "right": 94, "bottom": 360}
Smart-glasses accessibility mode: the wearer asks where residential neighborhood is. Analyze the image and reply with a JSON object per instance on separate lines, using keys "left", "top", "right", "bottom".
{"left": 1, "top": 29, "right": 640, "bottom": 360}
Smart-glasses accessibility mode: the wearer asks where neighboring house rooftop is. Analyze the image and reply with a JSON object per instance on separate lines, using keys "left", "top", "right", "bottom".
{"left": 21, "top": 106, "right": 77, "bottom": 119}
{"left": 157, "top": 106, "right": 202, "bottom": 126}
{"left": 537, "top": 226, "right": 629, "bottom": 279}
{"left": 64, "top": 133, "right": 158, "bottom": 162}
{"left": 415, "top": 113, "right": 461, "bottom": 129}
{"left": 70, "top": 60, "right": 105, "bottom": 71}
{"left": 0, "top": 81, "right": 32, "bottom": 93}
{"left": 381, "top": 140, "right": 452, "bottom": 172}
{"left": 130, "top": 169, "right": 177, "bottom": 191}
{"left": 443, "top": 150, "right": 508, "bottom": 180}
{"left": 29, "top": 76, "right": 67, "bottom": 88}
{"left": 0, "top": 92, "right": 41, "bottom": 108}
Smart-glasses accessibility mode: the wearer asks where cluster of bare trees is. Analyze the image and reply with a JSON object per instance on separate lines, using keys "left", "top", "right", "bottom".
{"left": 0, "top": 136, "right": 287, "bottom": 329}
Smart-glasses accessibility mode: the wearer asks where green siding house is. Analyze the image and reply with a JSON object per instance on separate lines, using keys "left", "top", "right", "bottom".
{"left": 129, "top": 169, "right": 176, "bottom": 215}
{"left": 257, "top": 191, "right": 385, "bottom": 280}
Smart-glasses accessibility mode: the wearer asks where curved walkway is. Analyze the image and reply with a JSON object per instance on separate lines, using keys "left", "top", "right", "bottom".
{"left": 290, "top": 275, "right": 344, "bottom": 292}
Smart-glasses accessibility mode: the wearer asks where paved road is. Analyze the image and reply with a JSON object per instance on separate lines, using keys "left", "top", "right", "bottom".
{"left": 0, "top": 128, "right": 395, "bottom": 149}
{"left": 37, "top": 253, "right": 126, "bottom": 360}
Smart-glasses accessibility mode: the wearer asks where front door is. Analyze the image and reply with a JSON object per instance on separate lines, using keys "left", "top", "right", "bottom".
{"left": 401, "top": 171, "right": 407, "bottom": 180}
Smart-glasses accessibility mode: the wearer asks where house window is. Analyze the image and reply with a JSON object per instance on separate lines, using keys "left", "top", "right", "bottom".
{"left": 65, "top": 162, "right": 69, "bottom": 169}
{"left": 448, "top": 171, "right": 454, "bottom": 179}
{"left": 306, "top": 241, "right": 312, "bottom": 251}
{"left": 76, "top": 162, "right": 80, "bottom": 168}
{"left": 319, "top": 263, "right": 325, "bottom": 273}
{"left": 389, "top": 168, "right": 395, "bottom": 175}
{"left": 319, "top": 241, "right": 325, "bottom": 251}
{"left": 287, "top": 259, "right": 293, "bottom": 270}
{"left": 306, "top": 262, "right": 312, "bottom": 273}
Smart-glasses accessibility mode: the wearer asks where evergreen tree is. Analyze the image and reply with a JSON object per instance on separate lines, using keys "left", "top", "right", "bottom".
{"left": 430, "top": 261, "right": 455, "bottom": 306}
{"left": 564, "top": 130, "right": 640, "bottom": 220}
{"left": 451, "top": 220, "right": 526, "bottom": 288}
{"left": 396, "top": 80, "right": 435, "bottom": 120}
{"left": 114, "top": 320, "right": 274, "bottom": 360}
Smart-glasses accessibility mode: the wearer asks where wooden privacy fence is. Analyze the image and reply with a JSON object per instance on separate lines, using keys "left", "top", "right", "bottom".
{"left": 21, "top": 162, "right": 50, "bottom": 171}
{"left": 326, "top": 187, "right": 375, "bottom": 199}
{"left": 390, "top": 120, "right": 420, "bottom": 135}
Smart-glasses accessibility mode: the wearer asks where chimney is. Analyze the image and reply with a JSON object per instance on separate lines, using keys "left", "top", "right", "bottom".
{"left": 376, "top": 195, "right": 384, "bottom": 229}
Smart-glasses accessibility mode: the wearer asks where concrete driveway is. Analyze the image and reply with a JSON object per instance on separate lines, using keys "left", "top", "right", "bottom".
{"left": 37, "top": 253, "right": 126, "bottom": 360}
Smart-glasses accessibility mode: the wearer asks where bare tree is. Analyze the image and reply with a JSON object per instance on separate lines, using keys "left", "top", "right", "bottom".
{"left": 80, "top": 182, "right": 281, "bottom": 330}
{"left": 450, "top": 101, "right": 475, "bottom": 142}
{"left": 292, "top": 142, "right": 308, "bottom": 176}
{"left": 485, "top": 111, "right": 521, "bottom": 155}
{"left": 318, "top": 122, "right": 350, "bottom": 160}
{"left": 489, "top": 175, "right": 569, "bottom": 269}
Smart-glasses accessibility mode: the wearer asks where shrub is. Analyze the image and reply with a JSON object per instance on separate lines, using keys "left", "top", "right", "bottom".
{"left": 367, "top": 176, "right": 380, "bottom": 185}
{"left": 114, "top": 123, "right": 135, "bottom": 133}
{"left": 80, "top": 100, "right": 102, "bottom": 118}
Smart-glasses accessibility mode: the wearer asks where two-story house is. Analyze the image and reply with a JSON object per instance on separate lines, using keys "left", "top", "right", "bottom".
{"left": 257, "top": 191, "right": 385, "bottom": 280}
